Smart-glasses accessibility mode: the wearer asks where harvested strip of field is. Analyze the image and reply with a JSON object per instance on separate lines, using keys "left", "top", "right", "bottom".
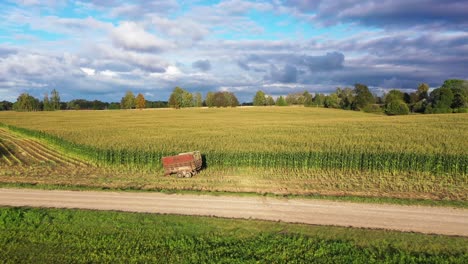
{"left": 0, "top": 128, "right": 88, "bottom": 167}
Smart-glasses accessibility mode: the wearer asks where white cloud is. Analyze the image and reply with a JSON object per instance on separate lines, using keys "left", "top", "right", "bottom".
{"left": 111, "top": 21, "right": 173, "bottom": 52}
{"left": 80, "top": 67, "right": 95, "bottom": 76}
{"left": 100, "top": 70, "right": 118, "bottom": 77}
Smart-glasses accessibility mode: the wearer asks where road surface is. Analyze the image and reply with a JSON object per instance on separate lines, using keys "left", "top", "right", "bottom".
{"left": 0, "top": 188, "right": 467, "bottom": 236}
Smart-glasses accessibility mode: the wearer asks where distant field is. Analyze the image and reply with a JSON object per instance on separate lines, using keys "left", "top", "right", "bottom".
{"left": 1, "top": 207, "right": 467, "bottom": 263}
{"left": 0, "top": 107, "right": 467, "bottom": 201}
{"left": 1, "top": 107, "right": 467, "bottom": 155}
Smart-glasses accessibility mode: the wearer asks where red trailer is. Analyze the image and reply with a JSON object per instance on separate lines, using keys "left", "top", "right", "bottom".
{"left": 161, "top": 151, "right": 202, "bottom": 177}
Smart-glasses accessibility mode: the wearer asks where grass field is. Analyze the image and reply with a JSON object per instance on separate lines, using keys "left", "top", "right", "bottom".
{"left": 1, "top": 207, "right": 467, "bottom": 263}
{"left": 0, "top": 107, "right": 467, "bottom": 201}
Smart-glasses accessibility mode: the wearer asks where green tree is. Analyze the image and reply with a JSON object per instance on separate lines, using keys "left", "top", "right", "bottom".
{"left": 384, "top": 90, "right": 404, "bottom": 105}
{"left": 324, "top": 93, "right": 340, "bottom": 108}
{"left": 428, "top": 87, "right": 454, "bottom": 113}
{"left": 416, "top": 83, "right": 429, "bottom": 101}
{"left": 303, "top": 91, "right": 313, "bottom": 107}
{"left": 168, "top": 87, "right": 194, "bottom": 108}
{"left": 13, "top": 93, "right": 40, "bottom": 112}
{"left": 182, "top": 92, "right": 193, "bottom": 107}
{"left": 205, "top": 92, "right": 215, "bottom": 107}
{"left": 194, "top": 92, "right": 203, "bottom": 107}
{"left": 253, "top": 90, "right": 266, "bottom": 106}
{"left": 135, "top": 93, "right": 146, "bottom": 110}
{"left": 121, "top": 91, "right": 136, "bottom": 109}
{"left": 275, "top": 96, "right": 288, "bottom": 106}
{"left": 313, "top": 93, "right": 325, "bottom": 107}
{"left": 168, "top": 87, "right": 185, "bottom": 108}
{"left": 51, "top": 89, "right": 60, "bottom": 110}
{"left": 43, "top": 93, "right": 52, "bottom": 111}
{"left": 336, "top": 87, "right": 354, "bottom": 109}
{"left": 285, "top": 92, "right": 306, "bottom": 105}
{"left": 211, "top": 91, "right": 239, "bottom": 107}
{"left": 0, "top": 101, "right": 13, "bottom": 111}
{"left": 266, "top": 96, "right": 275, "bottom": 106}
{"left": 353, "top": 84, "right": 374, "bottom": 110}
{"left": 385, "top": 100, "right": 410, "bottom": 115}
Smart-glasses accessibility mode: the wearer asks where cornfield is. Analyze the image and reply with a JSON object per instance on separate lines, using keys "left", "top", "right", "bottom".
{"left": 1, "top": 107, "right": 466, "bottom": 175}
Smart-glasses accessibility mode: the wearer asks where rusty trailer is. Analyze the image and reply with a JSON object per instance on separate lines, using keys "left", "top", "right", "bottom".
{"left": 161, "top": 151, "right": 202, "bottom": 177}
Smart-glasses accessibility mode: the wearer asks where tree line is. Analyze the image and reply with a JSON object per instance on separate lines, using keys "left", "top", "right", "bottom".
{"left": 2, "top": 79, "right": 467, "bottom": 114}
{"left": 4, "top": 90, "right": 168, "bottom": 111}
{"left": 252, "top": 79, "right": 467, "bottom": 115}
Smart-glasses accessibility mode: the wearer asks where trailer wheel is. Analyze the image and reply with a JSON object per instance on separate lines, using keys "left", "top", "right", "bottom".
{"left": 184, "top": 171, "right": 192, "bottom": 178}
{"left": 177, "top": 172, "right": 184, "bottom": 178}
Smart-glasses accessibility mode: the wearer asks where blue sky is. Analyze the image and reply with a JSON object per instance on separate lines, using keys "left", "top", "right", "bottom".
{"left": 0, "top": 0, "right": 467, "bottom": 102}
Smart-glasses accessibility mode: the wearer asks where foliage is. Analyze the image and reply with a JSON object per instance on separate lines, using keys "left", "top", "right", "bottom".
{"left": 120, "top": 91, "right": 136, "bottom": 109}
{"left": 43, "top": 93, "right": 51, "bottom": 111}
{"left": 1, "top": 207, "right": 466, "bottom": 263}
{"left": 362, "top": 104, "right": 383, "bottom": 113}
{"left": 253, "top": 90, "right": 266, "bottom": 106}
{"left": 212, "top": 91, "right": 239, "bottom": 107}
{"left": 384, "top": 90, "right": 404, "bottom": 105}
{"left": 275, "top": 96, "right": 288, "bottom": 106}
{"left": 385, "top": 100, "right": 410, "bottom": 115}
{"left": 336, "top": 87, "right": 354, "bottom": 110}
{"left": 13, "top": 93, "right": 40, "bottom": 112}
{"left": 324, "top": 93, "right": 340, "bottom": 108}
{"left": 194, "top": 92, "right": 203, "bottom": 107}
{"left": 135, "top": 93, "right": 146, "bottom": 110}
{"left": 303, "top": 91, "right": 314, "bottom": 107}
{"left": 285, "top": 92, "right": 306, "bottom": 105}
{"left": 417, "top": 83, "right": 429, "bottom": 101}
{"left": 67, "top": 99, "right": 109, "bottom": 110}
{"left": 313, "top": 93, "right": 325, "bottom": 106}
{"left": 205, "top": 92, "right": 215, "bottom": 107}
{"left": 50, "top": 89, "right": 60, "bottom": 110}
{"left": 0, "top": 101, "right": 13, "bottom": 111}
{"left": 353, "top": 83, "right": 374, "bottom": 110}
{"left": 266, "top": 96, "right": 275, "bottom": 106}
{"left": 428, "top": 87, "right": 454, "bottom": 113}
{"left": 169, "top": 87, "right": 193, "bottom": 108}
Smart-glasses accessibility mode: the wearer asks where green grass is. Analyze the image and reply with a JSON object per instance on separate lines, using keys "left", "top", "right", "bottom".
{"left": 0, "top": 207, "right": 467, "bottom": 263}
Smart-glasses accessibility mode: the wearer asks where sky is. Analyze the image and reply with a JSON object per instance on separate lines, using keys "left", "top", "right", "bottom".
{"left": 0, "top": 0, "right": 467, "bottom": 103}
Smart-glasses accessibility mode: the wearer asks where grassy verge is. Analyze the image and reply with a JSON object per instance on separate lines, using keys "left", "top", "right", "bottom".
{"left": 0, "top": 207, "right": 466, "bottom": 263}
{"left": 0, "top": 182, "right": 467, "bottom": 208}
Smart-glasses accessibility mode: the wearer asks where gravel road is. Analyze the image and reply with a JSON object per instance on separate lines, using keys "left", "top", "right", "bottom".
{"left": 0, "top": 188, "right": 466, "bottom": 236}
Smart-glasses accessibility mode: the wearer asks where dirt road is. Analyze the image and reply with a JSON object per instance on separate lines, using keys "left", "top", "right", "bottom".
{"left": 0, "top": 188, "right": 467, "bottom": 236}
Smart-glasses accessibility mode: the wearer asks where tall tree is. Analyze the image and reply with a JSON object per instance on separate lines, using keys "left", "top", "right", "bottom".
{"left": 303, "top": 91, "right": 313, "bottom": 107}
{"left": 205, "top": 92, "right": 215, "bottom": 107}
{"left": 324, "top": 93, "right": 340, "bottom": 108}
{"left": 428, "top": 87, "right": 454, "bottom": 113}
{"left": 353, "top": 84, "right": 374, "bottom": 110}
{"left": 266, "top": 96, "right": 275, "bottom": 106}
{"left": 121, "top": 91, "right": 136, "bottom": 109}
{"left": 194, "top": 92, "right": 203, "bottom": 107}
{"left": 169, "top": 87, "right": 193, "bottom": 108}
{"left": 51, "top": 89, "right": 60, "bottom": 110}
{"left": 253, "top": 90, "right": 266, "bottom": 106}
{"left": 135, "top": 93, "right": 146, "bottom": 109}
{"left": 276, "top": 96, "right": 288, "bottom": 106}
{"left": 313, "top": 93, "right": 325, "bottom": 107}
{"left": 13, "top": 93, "right": 40, "bottom": 112}
{"left": 416, "top": 83, "right": 429, "bottom": 101}
{"left": 384, "top": 90, "right": 404, "bottom": 105}
{"left": 336, "top": 87, "right": 354, "bottom": 110}
{"left": 43, "top": 93, "right": 51, "bottom": 111}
